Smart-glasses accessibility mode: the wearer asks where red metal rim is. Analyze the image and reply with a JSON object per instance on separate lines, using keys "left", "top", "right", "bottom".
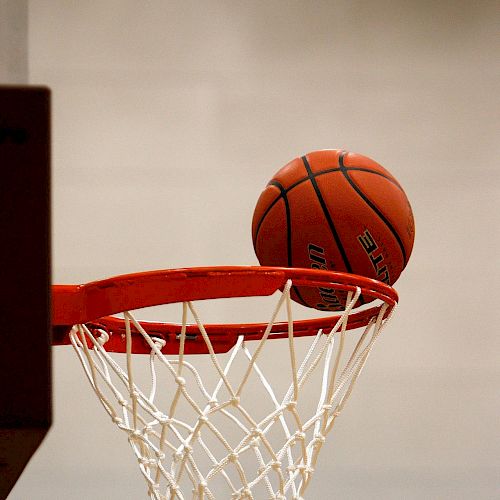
{"left": 53, "top": 266, "right": 398, "bottom": 325}
{"left": 52, "top": 266, "right": 398, "bottom": 353}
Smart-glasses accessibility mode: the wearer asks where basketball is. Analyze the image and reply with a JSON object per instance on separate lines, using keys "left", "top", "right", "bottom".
{"left": 252, "top": 149, "right": 415, "bottom": 310}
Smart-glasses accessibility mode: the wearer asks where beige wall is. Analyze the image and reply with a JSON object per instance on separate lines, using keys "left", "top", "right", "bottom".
{"left": 10, "top": 1, "right": 499, "bottom": 498}
{"left": 0, "top": 0, "right": 28, "bottom": 83}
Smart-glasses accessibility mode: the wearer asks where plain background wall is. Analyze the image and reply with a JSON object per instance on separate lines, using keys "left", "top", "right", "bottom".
{"left": 8, "top": 0, "right": 500, "bottom": 498}
{"left": 0, "top": 0, "right": 28, "bottom": 83}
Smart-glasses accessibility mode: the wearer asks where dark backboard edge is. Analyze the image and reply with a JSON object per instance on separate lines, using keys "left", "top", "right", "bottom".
{"left": 0, "top": 86, "right": 51, "bottom": 498}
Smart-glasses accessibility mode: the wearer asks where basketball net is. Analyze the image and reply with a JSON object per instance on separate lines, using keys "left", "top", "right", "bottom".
{"left": 69, "top": 280, "right": 393, "bottom": 499}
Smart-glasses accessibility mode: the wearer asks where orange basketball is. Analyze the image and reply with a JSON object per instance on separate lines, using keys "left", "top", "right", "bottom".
{"left": 252, "top": 149, "right": 415, "bottom": 310}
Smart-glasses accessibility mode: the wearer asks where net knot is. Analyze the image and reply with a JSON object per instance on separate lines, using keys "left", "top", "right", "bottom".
{"left": 241, "top": 487, "right": 252, "bottom": 498}
{"left": 290, "top": 464, "right": 314, "bottom": 475}
{"left": 128, "top": 430, "right": 142, "bottom": 442}
{"left": 139, "top": 456, "right": 157, "bottom": 466}
{"left": 148, "top": 484, "right": 161, "bottom": 496}
{"left": 175, "top": 376, "right": 186, "bottom": 386}
{"left": 271, "top": 460, "right": 282, "bottom": 470}
{"left": 313, "top": 434, "right": 326, "bottom": 445}
{"left": 228, "top": 452, "right": 239, "bottom": 463}
{"left": 154, "top": 412, "right": 170, "bottom": 425}
{"left": 95, "top": 329, "right": 109, "bottom": 345}
{"left": 250, "top": 428, "right": 263, "bottom": 439}
{"left": 208, "top": 398, "right": 218, "bottom": 408}
{"left": 197, "top": 480, "right": 208, "bottom": 491}
{"left": 297, "top": 464, "right": 314, "bottom": 474}
{"left": 294, "top": 431, "right": 306, "bottom": 442}
{"left": 250, "top": 438, "right": 260, "bottom": 448}
{"left": 286, "top": 401, "right": 297, "bottom": 411}
{"left": 230, "top": 396, "right": 240, "bottom": 407}
{"left": 151, "top": 337, "right": 166, "bottom": 349}
{"left": 232, "top": 491, "right": 250, "bottom": 500}
{"left": 198, "top": 415, "right": 209, "bottom": 424}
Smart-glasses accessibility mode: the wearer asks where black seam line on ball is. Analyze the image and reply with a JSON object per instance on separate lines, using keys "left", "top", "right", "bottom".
{"left": 254, "top": 169, "right": 342, "bottom": 243}
{"left": 274, "top": 165, "right": 405, "bottom": 198}
{"left": 263, "top": 181, "right": 308, "bottom": 307}
{"left": 262, "top": 180, "right": 293, "bottom": 267}
{"left": 331, "top": 166, "right": 404, "bottom": 192}
{"left": 291, "top": 284, "right": 309, "bottom": 306}
{"left": 257, "top": 165, "right": 405, "bottom": 243}
{"left": 253, "top": 180, "right": 283, "bottom": 249}
{"left": 339, "top": 153, "right": 407, "bottom": 265}
{"left": 301, "top": 155, "right": 353, "bottom": 274}
{"left": 253, "top": 180, "right": 292, "bottom": 262}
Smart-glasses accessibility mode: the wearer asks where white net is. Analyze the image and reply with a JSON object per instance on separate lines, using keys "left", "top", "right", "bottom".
{"left": 69, "top": 280, "right": 393, "bottom": 499}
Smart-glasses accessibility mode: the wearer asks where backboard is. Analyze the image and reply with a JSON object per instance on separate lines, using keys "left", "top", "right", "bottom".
{"left": 0, "top": 86, "right": 51, "bottom": 498}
